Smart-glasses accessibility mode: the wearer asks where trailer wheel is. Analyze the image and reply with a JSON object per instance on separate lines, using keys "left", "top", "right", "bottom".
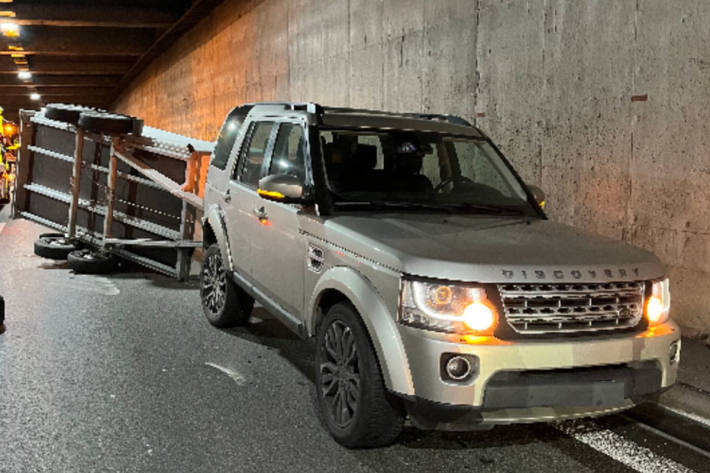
{"left": 34, "top": 233, "right": 81, "bottom": 260}
{"left": 78, "top": 111, "right": 143, "bottom": 136}
{"left": 45, "top": 104, "right": 104, "bottom": 125}
{"left": 67, "top": 249, "right": 117, "bottom": 274}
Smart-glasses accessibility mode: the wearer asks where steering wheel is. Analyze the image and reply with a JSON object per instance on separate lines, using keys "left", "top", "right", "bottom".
{"left": 433, "top": 176, "right": 473, "bottom": 193}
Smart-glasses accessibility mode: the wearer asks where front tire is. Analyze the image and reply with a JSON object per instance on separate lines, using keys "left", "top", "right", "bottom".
{"left": 315, "top": 302, "right": 404, "bottom": 448}
{"left": 200, "top": 243, "right": 254, "bottom": 328}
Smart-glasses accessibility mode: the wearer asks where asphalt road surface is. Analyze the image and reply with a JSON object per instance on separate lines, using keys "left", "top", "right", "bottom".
{"left": 1, "top": 213, "right": 708, "bottom": 473}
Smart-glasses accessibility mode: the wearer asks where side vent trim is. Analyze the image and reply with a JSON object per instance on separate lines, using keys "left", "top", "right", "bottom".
{"left": 308, "top": 244, "right": 324, "bottom": 273}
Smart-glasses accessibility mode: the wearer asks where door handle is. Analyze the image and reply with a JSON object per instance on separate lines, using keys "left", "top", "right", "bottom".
{"left": 253, "top": 206, "right": 267, "bottom": 220}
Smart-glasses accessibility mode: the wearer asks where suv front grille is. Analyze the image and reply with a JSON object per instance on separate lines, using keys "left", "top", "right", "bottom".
{"left": 498, "top": 281, "right": 645, "bottom": 335}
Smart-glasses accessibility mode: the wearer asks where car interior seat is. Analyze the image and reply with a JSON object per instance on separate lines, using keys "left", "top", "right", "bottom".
{"left": 390, "top": 154, "right": 434, "bottom": 194}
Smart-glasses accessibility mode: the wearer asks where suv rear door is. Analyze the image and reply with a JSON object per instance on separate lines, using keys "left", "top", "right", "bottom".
{"left": 223, "top": 119, "right": 276, "bottom": 280}
{"left": 205, "top": 105, "right": 252, "bottom": 196}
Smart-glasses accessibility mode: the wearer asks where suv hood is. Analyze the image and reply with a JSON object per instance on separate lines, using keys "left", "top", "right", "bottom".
{"left": 321, "top": 213, "right": 665, "bottom": 283}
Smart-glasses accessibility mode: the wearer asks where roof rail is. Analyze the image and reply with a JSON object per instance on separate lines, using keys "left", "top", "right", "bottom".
{"left": 320, "top": 106, "right": 472, "bottom": 127}
{"left": 287, "top": 103, "right": 323, "bottom": 114}
{"left": 417, "top": 113, "right": 472, "bottom": 127}
{"left": 243, "top": 102, "right": 474, "bottom": 128}
{"left": 242, "top": 102, "right": 323, "bottom": 114}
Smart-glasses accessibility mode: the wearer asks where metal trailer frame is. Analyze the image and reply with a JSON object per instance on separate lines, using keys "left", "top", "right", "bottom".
{"left": 14, "top": 109, "right": 214, "bottom": 280}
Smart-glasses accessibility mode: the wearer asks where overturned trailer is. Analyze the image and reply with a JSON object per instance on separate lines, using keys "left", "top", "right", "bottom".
{"left": 14, "top": 105, "right": 214, "bottom": 280}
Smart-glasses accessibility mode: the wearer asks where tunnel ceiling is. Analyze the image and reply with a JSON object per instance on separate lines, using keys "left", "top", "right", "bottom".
{"left": 0, "top": 0, "right": 225, "bottom": 122}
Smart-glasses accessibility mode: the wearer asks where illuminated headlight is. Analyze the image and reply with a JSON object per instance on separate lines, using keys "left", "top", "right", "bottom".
{"left": 646, "top": 278, "right": 671, "bottom": 326}
{"left": 399, "top": 279, "right": 498, "bottom": 335}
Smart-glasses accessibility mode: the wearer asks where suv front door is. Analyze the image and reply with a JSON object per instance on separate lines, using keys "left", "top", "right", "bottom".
{"left": 249, "top": 120, "right": 310, "bottom": 319}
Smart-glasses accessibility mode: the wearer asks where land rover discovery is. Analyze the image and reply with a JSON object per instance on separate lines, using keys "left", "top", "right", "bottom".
{"left": 200, "top": 103, "right": 680, "bottom": 447}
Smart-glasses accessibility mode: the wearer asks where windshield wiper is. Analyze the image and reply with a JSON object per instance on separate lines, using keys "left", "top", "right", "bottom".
{"left": 332, "top": 198, "right": 529, "bottom": 216}
{"left": 447, "top": 202, "right": 528, "bottom": 216}
{"left": 333, "top": 200, "right": 455, "bottom": 213}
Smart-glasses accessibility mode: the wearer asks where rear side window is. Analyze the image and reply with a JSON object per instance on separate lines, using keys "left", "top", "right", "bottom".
{"left": 210, "top": 107, "right": 250, "bottom": 170}
{"left": 238, "top": 121, "right": 274, "bottom": 187}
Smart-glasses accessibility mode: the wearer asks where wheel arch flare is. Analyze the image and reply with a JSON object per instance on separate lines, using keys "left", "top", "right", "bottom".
{"left": 309, "top": 266, "right": 415, "bottom": 396}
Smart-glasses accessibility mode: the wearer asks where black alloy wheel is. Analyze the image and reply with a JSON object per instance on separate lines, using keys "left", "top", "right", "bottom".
{"left": 202, "top": 248, "right": 227, "bottom": 318}
{"left": 320, "top": 320, "right": 361, "bottom": 429}
{"left": 315, "top": 303, "right": 404, "bottom": 448}
{"left": 200, "top": 243, "right": 253, "bottom": 328}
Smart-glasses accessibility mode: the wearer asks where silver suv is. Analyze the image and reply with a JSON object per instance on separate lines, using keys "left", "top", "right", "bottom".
{"left": 201, "top": 103, "right": 680, "bottom": 447}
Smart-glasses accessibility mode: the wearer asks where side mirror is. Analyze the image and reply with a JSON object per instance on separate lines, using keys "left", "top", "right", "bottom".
{"left": 528, "top": 184, "right": 546, "bottom": 209}
{"left": 257, "top": 174, "right": 306, "bottom": 203}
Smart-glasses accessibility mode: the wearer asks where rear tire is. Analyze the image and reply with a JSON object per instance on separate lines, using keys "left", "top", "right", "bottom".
{"left": 67, "top": 249, "right": 117, "bottom": 274}
{"left": 315, "top": 302, "right": 405, "bottom": 448}
{"left": 200, "top": 243, "right": 254, "bottom": 328}
{"left": 34, "top": 233, "right": 80, "bottom": 260}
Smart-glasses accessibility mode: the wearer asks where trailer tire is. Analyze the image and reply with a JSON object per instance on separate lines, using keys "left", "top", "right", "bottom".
{"left": 78, "top": 112, "right": 143, "bottom": 136}
{"left": 45, "top": 104, "right": 103, "bottom": 125}
{"left": 67, "top": 249, "right": 117, "bottom": 274}
{"left": 200, "top": 243, "right": 254, "bottom": 327}
{"left": 34, "top": 233, "right": 81, "bottom": 260}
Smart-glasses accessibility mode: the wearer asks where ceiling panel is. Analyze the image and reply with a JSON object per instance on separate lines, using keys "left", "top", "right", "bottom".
{"left": 0, "top": 0, "right": 225, "bottom": 123}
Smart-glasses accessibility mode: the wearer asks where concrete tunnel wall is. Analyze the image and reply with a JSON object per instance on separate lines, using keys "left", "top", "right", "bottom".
{"left": 113, "top": 0, "right": 710, "bottom": 336}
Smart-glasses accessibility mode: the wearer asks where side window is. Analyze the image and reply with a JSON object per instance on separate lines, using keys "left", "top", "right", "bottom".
{"left": 237, "top": 121, "right": 274, "bottom": 187}
{"left": 321, "top": 131, "right": 386, "bottom": 193}
{"left": 211, "top": 108, "right": 248, "bottom": 170}
{"left": 268, "top": 123, "right": 307, "bottom": 183}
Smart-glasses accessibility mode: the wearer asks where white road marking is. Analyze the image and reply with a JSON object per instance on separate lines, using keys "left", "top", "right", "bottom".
{"left": 204, "top": 362, "right": 247, "bottom": 386}
{"left": 0, "top": 222, "right": 5, "bottom": 235}
{"left": 557, "top": 420, "right": 693, "bottom": 473}
{"left": 621, "top": 414, "right": 710, "bottom": 461}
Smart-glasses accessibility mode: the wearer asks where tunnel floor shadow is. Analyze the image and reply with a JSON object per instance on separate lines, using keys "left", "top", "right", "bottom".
{"left": 221, "top": 306, "right": 317, "bottom": 383}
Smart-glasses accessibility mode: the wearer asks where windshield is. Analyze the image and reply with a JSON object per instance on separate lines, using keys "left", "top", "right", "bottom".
{"left": 320, "top": 128, "right": 538, "bottom": 216}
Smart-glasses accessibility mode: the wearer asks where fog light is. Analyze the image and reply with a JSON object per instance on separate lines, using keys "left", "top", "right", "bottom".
{"left": 669, "top": 341, "right": 680, "bottom": 364}
{"left": 445, "top": 356, "right": 472, "bottom": 381}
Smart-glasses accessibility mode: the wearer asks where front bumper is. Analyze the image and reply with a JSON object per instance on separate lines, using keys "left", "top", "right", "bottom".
{"left": 399, "top": 321, "right": 680, "bottom": 428}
